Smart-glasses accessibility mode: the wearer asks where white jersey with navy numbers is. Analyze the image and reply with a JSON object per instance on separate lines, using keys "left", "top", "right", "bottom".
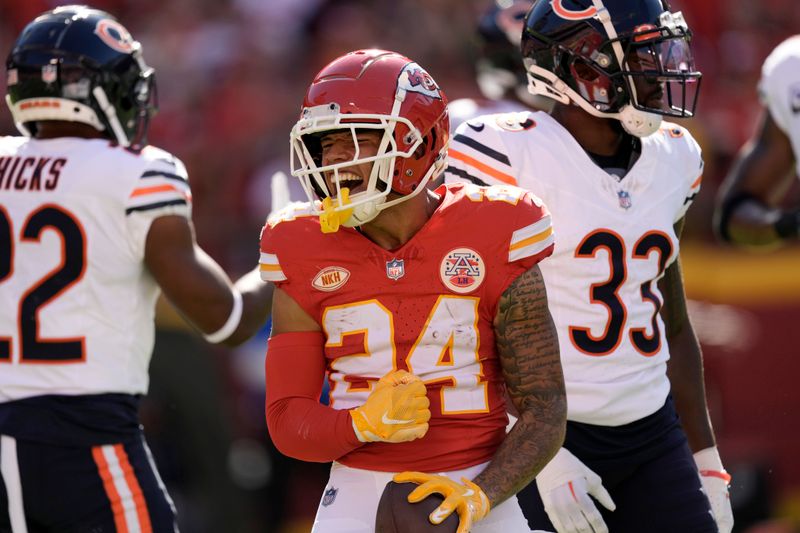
{"left": 759, "top": 35, "right": 800, "bottom": 176}
{"left": 445, "top": 111, "right": 703, "bottom": 426}
{"left": 0, "top": 137, "right": 192, "bottom": 402}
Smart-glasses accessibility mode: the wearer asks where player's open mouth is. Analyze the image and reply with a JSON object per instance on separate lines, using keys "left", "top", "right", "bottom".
{"left": 331, "top": 171, "right": 363, "bottom": 194}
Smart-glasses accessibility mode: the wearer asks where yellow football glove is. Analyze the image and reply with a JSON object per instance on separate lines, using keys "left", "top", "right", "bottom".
{"left": 350, "top": 370, "right": 430, "bottom": 443}
{"left": 393, "top": 471, "right": 491, "bottom": 533}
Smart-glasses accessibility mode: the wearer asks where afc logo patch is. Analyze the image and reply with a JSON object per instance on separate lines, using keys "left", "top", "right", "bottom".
{"left": 440, "top": 248, "right": 485, "bottom": 294}
{"left": 321, "top": 487, "right": 338, "bottom": 507}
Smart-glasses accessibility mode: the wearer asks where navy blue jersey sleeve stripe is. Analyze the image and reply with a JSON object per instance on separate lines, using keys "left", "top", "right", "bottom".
{"left": 452, "top": 134, "right": 510, "bottom": 166}
{"left": 140, "top": 170, "right": 187, "bottom": 183}
{"left": 683, "top": 192, "right": 698, "bottom": 205}
{"left": 444, "top": 166, "right": 489, "bottom": 187}
{"left": 125, "top": 199, "right": 188, "bottom": 215}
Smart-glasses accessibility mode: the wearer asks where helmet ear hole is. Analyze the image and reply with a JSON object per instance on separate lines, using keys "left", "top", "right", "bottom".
{"left": 572, "top": 60, "right": 600, "bottom": 83}
{"left": 413, "top": 133, "right": 431, "bottom": 160}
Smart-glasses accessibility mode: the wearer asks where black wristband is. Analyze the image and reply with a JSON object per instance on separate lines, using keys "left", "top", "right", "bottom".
{"left": 774, "top": 208, "right": 800, "bottom": 239}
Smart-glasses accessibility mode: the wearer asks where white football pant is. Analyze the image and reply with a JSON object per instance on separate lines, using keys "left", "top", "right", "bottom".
{"left": 311, "top": 460, "right": 532, "bottom": 532}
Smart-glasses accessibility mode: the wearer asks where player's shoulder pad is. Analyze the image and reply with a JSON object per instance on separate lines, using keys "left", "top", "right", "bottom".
{"left": 659, "top": 121, "right": 702, "bottom": 159}
{"left": 446, "top": 181, "right": 548, "bottom": 216}
{"left": 659, "top": 121, "right": 704, "bottom": 191}
{"left": 449, "top": 112, "right": 541, "bottom": 187}
{"left": 459, "top": 183, "right": 553, "bottom": 264}
{"left": 0, "top": 136, "right": 28, "bottom": 152}
{"left": 259, "top": 201, "right": 319, "bottom": 283}
{"left": 265, "top": 201, "right": 317, "bottom": 229}
{"left": 138, "top": 145, "right": 189, "bottom": 183}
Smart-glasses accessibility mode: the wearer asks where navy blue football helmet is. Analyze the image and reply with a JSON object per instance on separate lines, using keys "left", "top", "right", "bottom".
{"left": 522, "top": 0, "right": 701, "bottom": 136}
{"left": 5, "top": 5, "right": 156, "bottom": 147}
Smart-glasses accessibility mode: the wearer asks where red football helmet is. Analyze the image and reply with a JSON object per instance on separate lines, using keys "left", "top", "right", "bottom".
{"left": 290, "top": 49, "right": 449, "bottom": 231}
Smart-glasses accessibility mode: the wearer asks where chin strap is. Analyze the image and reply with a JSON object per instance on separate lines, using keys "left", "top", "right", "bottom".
{"left": 617, "top": 105, "right": 662, "bottom": 137}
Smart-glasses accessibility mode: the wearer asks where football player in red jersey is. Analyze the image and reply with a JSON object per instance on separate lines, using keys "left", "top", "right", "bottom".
{"left": 260, "top": 49, "right": 566, "bottom": 533}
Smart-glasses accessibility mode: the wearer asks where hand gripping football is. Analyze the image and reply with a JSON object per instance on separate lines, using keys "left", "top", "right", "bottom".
{"left": 375, "top": 481, "right": 458, "bottom": 533}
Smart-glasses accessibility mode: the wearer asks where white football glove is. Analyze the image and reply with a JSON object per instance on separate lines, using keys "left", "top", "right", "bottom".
{"left": 535, "top": 448, "right": 616, "bottom": 533}
{"left": 694, "top": 446, "right": 734, "bottom": 533}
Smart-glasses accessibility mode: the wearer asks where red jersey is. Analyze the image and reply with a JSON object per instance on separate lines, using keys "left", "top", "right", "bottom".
{"left": 260, "top": 182, "right": 554, "bottom": 472}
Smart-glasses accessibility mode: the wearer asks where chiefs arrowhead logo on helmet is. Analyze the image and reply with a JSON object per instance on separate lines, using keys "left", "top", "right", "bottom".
{"left": 399, "top": 64, "right": 442, "bottom": 100}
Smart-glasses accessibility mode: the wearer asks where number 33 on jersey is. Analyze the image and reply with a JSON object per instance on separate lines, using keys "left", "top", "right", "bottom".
{"left": 259, "top": 182, "right": 554, "bottom": 472}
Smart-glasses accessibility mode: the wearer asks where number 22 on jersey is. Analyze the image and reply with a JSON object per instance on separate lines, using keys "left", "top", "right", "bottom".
{"left": 322, "top": 296, "right": 489, "bottom": 415}
{"left": 0, "top": 204, "right": 86, "bottom": 363}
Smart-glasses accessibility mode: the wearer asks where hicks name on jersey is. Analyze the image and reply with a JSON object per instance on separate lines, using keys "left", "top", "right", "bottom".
{"left": 0, "top": 155, "right": 66, "bottom": 191}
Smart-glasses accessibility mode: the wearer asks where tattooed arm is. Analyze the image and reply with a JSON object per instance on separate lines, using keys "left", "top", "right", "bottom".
{"left": 660, "top": 218, "right": 716, "bottom": 452}
{"left": 473, "top": 264, "right": 567, "bottom": 507}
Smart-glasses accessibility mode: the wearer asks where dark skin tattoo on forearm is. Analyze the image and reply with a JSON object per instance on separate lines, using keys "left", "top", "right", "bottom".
{"left": 473, "top": 264, "right": 567, "bottom": 507}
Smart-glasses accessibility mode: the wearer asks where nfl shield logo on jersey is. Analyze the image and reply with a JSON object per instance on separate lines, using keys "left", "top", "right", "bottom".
{"left": 618, "top": 190, "right": 632, "bottom": 210}
{"left": 322, "top": 487, "right": 338, "bottom": 507}
{"left": 386, "top": 258, "right": 405, "bottom": 280}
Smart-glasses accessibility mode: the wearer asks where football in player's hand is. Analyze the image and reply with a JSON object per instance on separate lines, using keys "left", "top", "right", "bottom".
{"left": 375, "top": 481, "right": 458, "bottom": 532}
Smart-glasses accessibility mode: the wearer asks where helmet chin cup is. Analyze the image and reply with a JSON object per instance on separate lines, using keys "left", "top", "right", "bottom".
{"left": 319, "top": 188, "right": 386, "bottom": 233}
{"left": 618, "top": 105, "right": 662, "bottom": 137}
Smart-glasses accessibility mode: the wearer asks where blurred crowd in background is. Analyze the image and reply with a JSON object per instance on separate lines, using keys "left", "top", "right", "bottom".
{"left": 2, "top": 0, "right": 800, "bottom": 532}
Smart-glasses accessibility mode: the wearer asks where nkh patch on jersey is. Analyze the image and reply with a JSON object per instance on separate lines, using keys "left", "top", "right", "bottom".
{"left": 312, "top": 267, "right": 350, "bottom": 291}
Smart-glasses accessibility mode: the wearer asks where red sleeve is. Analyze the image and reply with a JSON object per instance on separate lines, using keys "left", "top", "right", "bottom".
{"left": 265, "top": 331, "right": 362, "bottom": 462}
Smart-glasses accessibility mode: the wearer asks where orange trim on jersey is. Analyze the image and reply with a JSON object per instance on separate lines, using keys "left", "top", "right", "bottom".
{"left": 449, "top": 149, "right": 518, "bottom": 186}
{"left": 92, "top": 447, "right": 130, "bottom": 533}
{"left": 509, "top": 226, "right": 554, "bottom": 251}
{"left": 130, "top": 184, "right": 189, "bottom": 199}
{"left": 699, "top": 469, "right": 732, "bottom": 483}
{"left": 114, "top": 444, "right": 153, "bottom": 533}
{"left": 690, "top": 174, "right": 703, "bottom": 189}
{"left": 259, "top": 263, "right": 282, "bottom": 272}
